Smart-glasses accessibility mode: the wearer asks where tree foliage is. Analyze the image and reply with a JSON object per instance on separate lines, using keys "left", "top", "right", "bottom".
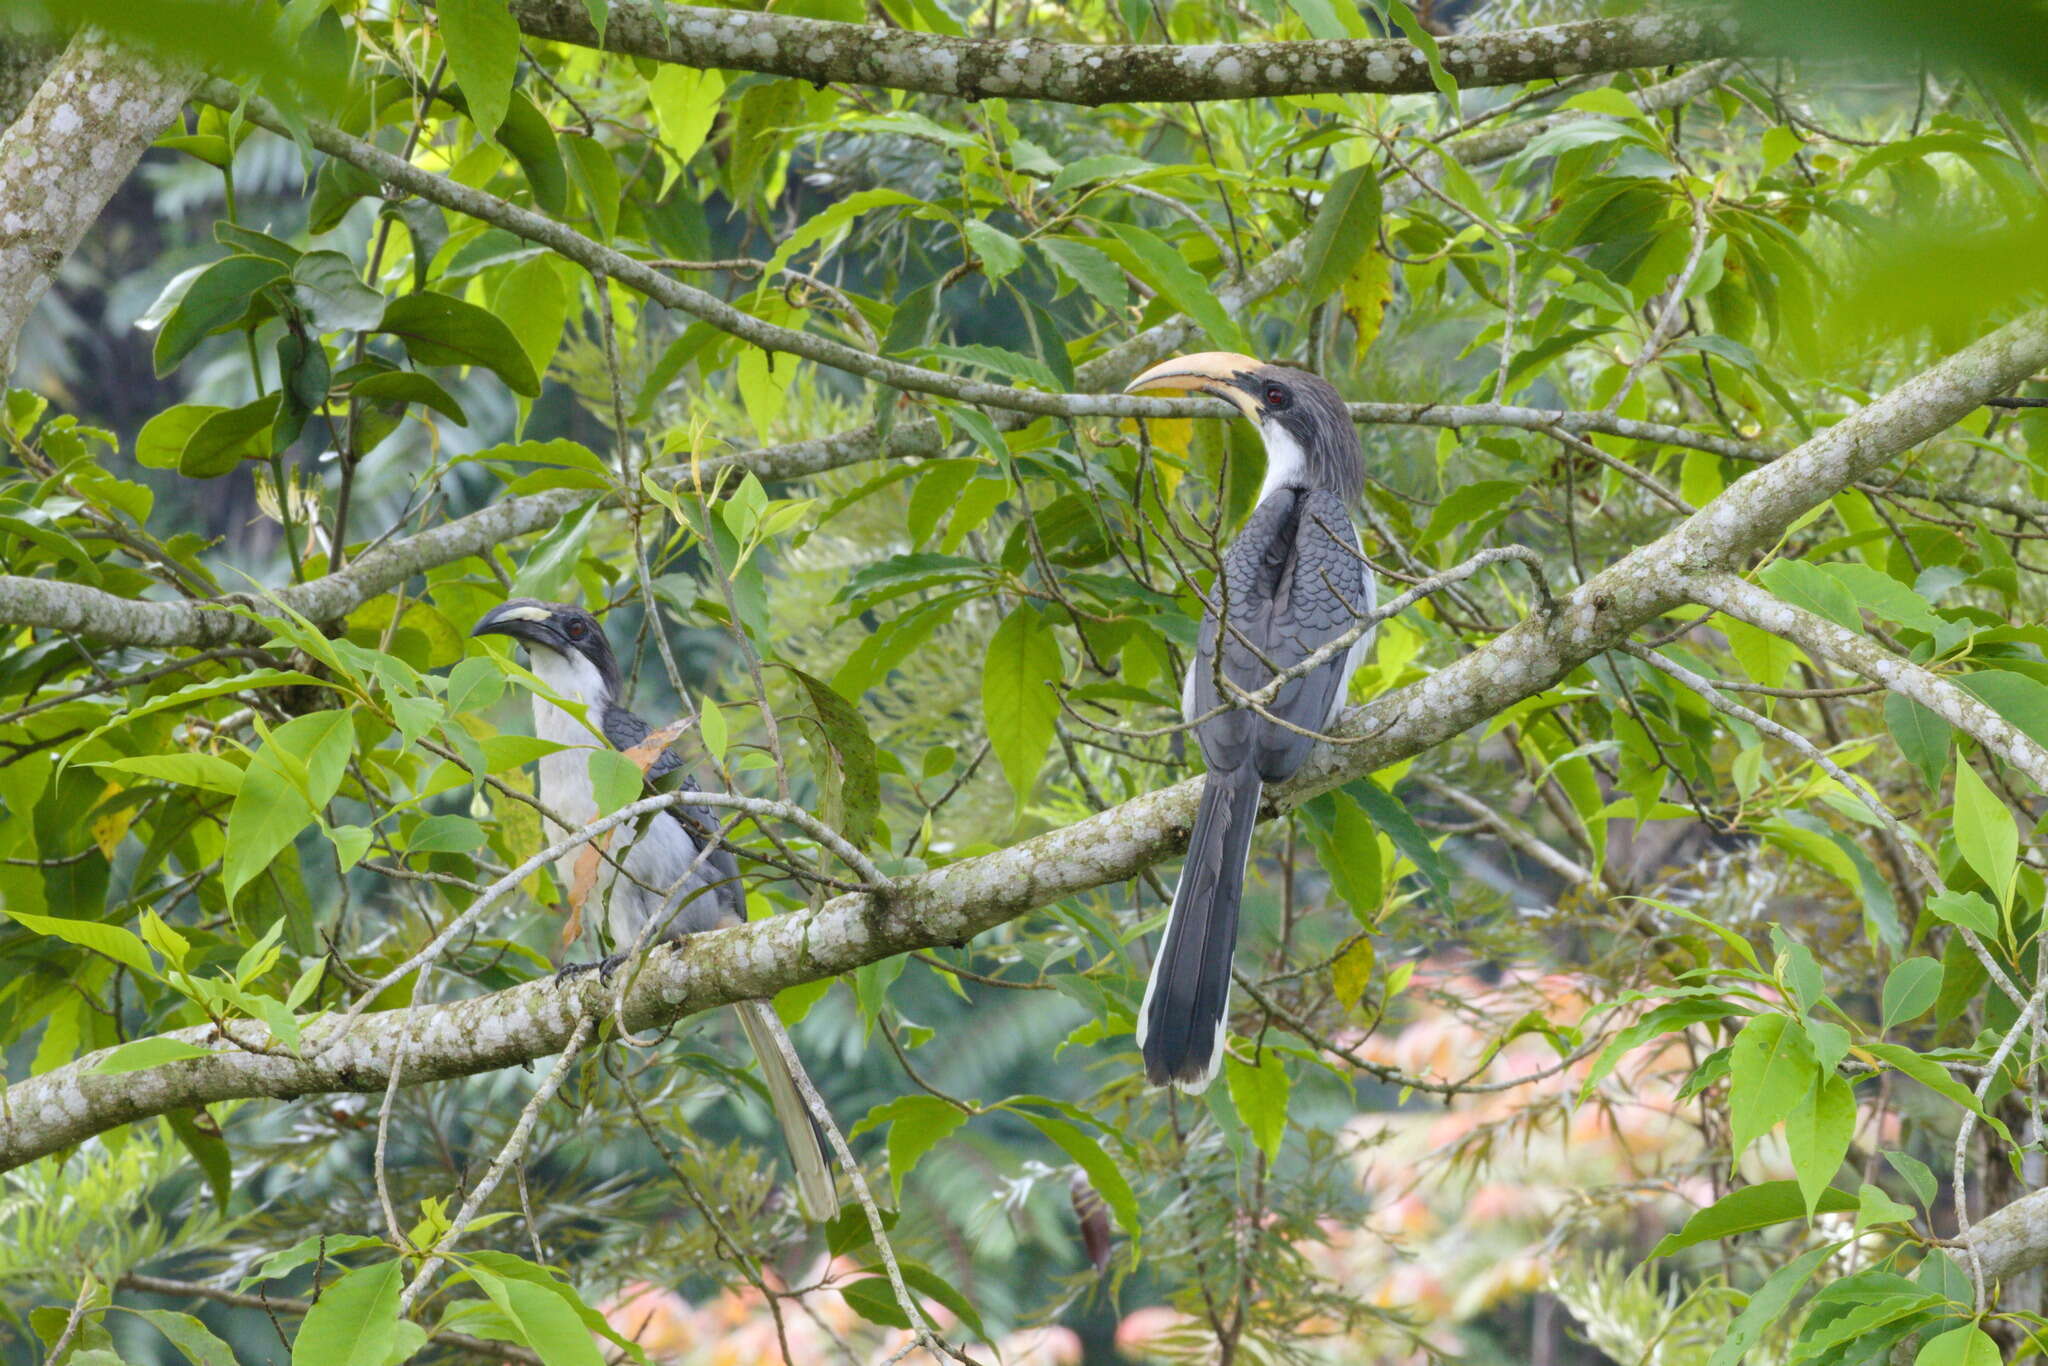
{"left": 2, "top": 2, "right": 2047, "bottom": 1365}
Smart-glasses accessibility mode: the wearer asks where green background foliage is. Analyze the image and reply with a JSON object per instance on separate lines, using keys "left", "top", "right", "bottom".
{"left": 2, "top": 1, "right": 2047, "bottom": 1364}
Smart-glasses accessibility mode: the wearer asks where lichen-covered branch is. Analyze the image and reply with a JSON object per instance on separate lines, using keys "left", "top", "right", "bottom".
{"left": 0, "top": 30, "right": 194, "bottom": 375}
{"left": 504, "top": 0, "right": 1744, "bottom": 105}
{"left": 5, "top": 307, "right": 2043, "bottom": 1175}
{"left": 1694, "top": 572, "right": 2048, "bottom": 790}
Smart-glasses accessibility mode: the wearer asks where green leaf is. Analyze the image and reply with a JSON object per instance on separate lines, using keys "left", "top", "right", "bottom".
{"left": 180, "top": 393, "right": 279, "bottom": 477}
{"left": 785, "top": 666, "right": 880, "bottom": 848}
{"left": 1582, "top": 997, "right": 1747, "bottom": 1098}
{"left": 239, "top": 1234, "right": 388, "bottom": 1292}
{"left": 1342, "top": 779, "right": 1450, "bottom": 905}
{"left": 1299, "top": 166, "right": 1382, "bottom": 305}
{"left": 408, "top": 814, "right": 487, "bottom": 854}
{"left": 127, "top": 1309, "right": 238, "bottom": 1366}
{"left": 2, "top": 909, "right": 156, "bottom": 979}
{"left": 376, "top": 292, "right": 540, "bottom": 396}
{"left": 165, "top": 1108, "right": 233, "bottom": 1213}
{"left": 349, "top": 370, "right": 470, "bottom": 425}
{"left": 445, "top": 657, "right": 506, "bottom": 715}
{"left": 1886, "top": 1149, "right": 1938, "bottom": 1207}
{"left": 1300, "top": 789, "right": 1382, "bottom": 924}
{"left": 1855, "top": 1180, "right": 1919, "bottom": 1231}
{"left": 1648, "top": 1181, "right": 1856, "bottom": 1257}
{"left": 466, "top": 1267, "right": 605, "bottom": 1366}
{"left": 1882, "top": 956, "right": 1943, "bottom": 1030}
{"left": 495, "top": 91, "right": 568, "bottom": 217}
{"left": 1703, "top": 1243, "right": 1837, "bottom": 1366}
{"left": 852, "top": 1095, "right": 970, "bottom": 1203}
{"left": 1288, "top": 0, "right": 1367, "bottom": 38}
{"left": 963, "top": 219, "right": 1025, "bottom": 281}
{"left": 439, "top": 0, "right": 520, "bottom": 139}
{"left": 292, "top": 1260, "right": 402, "bottom": 1366}
{"left": 562, "top": 132, "right": 621, "bottom": 241}
{"left": 89, "top": 1037, "right": 218, "bottom": 1074}
{"left": 136, "top": 403, "right": 226, "bottom": 469}
{"left": 1927, "top": 888, "right": 2000, "bottom": 939}
{"left": 291, "top": 251, "right": 384, "bottom": 333}
{"left": 1224, "top": 1048, "right": 1290, "bottom": 1162}
{"left": 1821, "top": 562, "right": 1945, "bottom": 635}
{"left": 1387, "top": 0, "right": 1457, "bottom": 98}
{"left": 982, "top": 607, "right": 1063, "bottom": 813}
{"left": 509, "top": 499, "right": 599, "bottom": 601}
{"left": 1952, "top": 759, "right": 2017, "bottom": 909}
{"left": 587, "top": 748, "right": 642, "bottom": 817}
{"left": 1728, "top": 1014, "right": 1817, "bottom": 1164}
{"left": 1023, "top": 1113, "right": 1140, "bottom": 1251}
{"left": 1915, "top": 1327, "right": 2002, "bottom": 1366}
{"left": 1036, "top": 237, "right": 1129, "bottom": 310}
{"left": 1886, "top": 693, "right": 1951, "bottom": 788}
{"left": 1863, "top": 1042, "right": 2010, "bottom": 1141}
{"left": 224, "top": 711, "right": 355, "bottom": 904}
{"left": 1758, "top": 558, "right": 1862, "bottom": 630}
{"left": 152, "top": 255, "right": 288, "bottom": 376}
{"left": 92, "top": 753, "right": 245, "bottom": 795}
{"left": 644, "top": 66, "right": 724, "bottom": 191}
{"left": 1786, "top": 1073, "right": 1855, "bottom": 1215}
{"left": 1103, "top": 222, "right": 1248, "bottom": 353}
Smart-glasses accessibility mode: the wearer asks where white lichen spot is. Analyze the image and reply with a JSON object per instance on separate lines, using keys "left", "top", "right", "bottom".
{"left": 1365, "top": 51, "right": 1396, "bottom": 85}
{"left": 48, "top": 103, "right": 80, "bottom": 135}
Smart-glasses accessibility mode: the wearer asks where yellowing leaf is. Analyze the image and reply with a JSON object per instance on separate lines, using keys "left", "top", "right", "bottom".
{"left": 89, "top": 782, "right": 131, "bottom": 859}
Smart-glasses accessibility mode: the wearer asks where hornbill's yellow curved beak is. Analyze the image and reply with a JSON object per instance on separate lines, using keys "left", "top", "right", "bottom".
{"left": 1124, "top": 351, "right": 1266, "bottom": 421}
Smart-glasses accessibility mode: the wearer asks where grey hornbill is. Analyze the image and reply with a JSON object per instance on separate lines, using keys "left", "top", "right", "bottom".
{"left": 472, "top": 599, "right": 839, "bottom": 1220}
{"left": 1124, "top": 353, "right": 1373, "bottom": 1092}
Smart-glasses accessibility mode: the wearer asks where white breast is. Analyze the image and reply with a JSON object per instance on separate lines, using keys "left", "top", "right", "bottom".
{"left": 526, "top": 646, "right": 612, "bottom": 892}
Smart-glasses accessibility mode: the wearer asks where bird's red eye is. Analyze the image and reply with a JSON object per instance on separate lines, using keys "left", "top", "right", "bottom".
{"left": 566, "top": 620, "right": 586, "bottom": 639}
{"left": 1264, "top": 384, "right": 1288, "bottom": 408}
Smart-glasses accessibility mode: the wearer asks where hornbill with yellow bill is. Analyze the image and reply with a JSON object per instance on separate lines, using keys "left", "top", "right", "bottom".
{"left": 1124, "top": 353, "right": 1373, "bottom": 1092}
{"left": 473, "top": 599, "right": 839, "bottom": 1220}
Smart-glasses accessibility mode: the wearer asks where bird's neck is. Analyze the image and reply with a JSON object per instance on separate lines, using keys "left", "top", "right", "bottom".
{"left": 1257, "top": 426, "right": 1363, "bottom": 505}
{"left": 527, "top": 647, "right": 612, "bottom": 750}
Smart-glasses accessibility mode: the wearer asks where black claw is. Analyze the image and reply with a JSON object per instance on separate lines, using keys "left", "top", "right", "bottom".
{"left": 554, "top": 952, "right": 628, "bottom": 986}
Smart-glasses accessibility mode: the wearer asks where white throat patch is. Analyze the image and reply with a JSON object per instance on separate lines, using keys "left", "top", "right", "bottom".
{"left": 1257, "top": 422, "right": 1307, "bottom": 501}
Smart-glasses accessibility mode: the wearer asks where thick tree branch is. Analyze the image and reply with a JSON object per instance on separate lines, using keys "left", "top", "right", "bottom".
{"left": 0, "top": 30, "right": 194, "bottom": 375}
{"left": 1694, "top": 572, "right": 2048, "bottom": 789}
{"left": 5, "top": 308, "right": 2042, "bottom": 1175}
{"left": 503, "top": 0, "right": 1744, "bottom": 105}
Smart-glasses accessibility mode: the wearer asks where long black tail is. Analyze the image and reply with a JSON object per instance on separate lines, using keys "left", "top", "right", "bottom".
{"left": 1139, "top": 769, "right": 1262, "bottom": 1091}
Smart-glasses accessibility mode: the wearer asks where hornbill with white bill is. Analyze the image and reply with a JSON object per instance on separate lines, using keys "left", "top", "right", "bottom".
{"left": 472, "top": 599, "right": 839, "bottom": 1220}
{"left": 1124, "top": 353, "right": 1373, "bottom": 1092}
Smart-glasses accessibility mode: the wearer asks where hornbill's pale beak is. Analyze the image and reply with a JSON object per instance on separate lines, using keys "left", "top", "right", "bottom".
{"left": 472, "top": 599, "right": 562, "bottom": 648}
{"left": 1124, "top": 351, "right": 1267, "bottom": 422}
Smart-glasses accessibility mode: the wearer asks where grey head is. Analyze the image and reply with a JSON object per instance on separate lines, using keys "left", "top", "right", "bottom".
{"left": 1125, "top": 351, "right": 1364, "bottom": 505}
{"left": 471, "top": 598, "right": 622, "bottom": 698}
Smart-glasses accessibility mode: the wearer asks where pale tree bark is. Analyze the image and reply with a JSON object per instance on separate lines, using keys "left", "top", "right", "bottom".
{"left": 5, "top": 307, "right": 2044, "bottom": 1176}
{"left": 0, "top": 29, "right": 194, "bottom": 376}
{"left": 1695, "top": 572, "right": 2048, "bottom": 789}
{"left": 504, "top": 0, "right": 1746, "bottom": 105}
